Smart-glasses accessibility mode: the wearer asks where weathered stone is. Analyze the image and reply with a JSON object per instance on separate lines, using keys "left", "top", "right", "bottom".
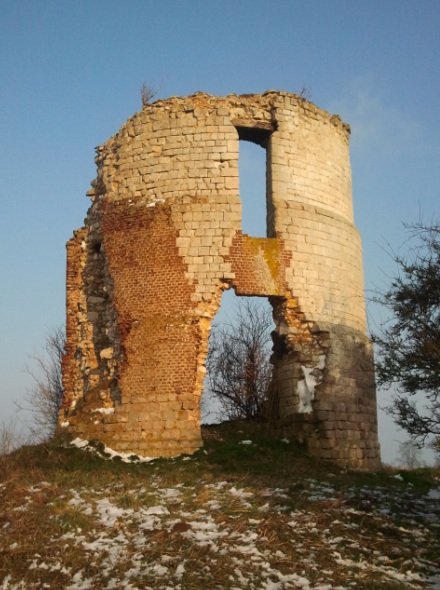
{"left": 99, "top": 347, "right": 113, "bottom": 360}
{"left": 61, "top": 91, "right": 380, "bottom": 470}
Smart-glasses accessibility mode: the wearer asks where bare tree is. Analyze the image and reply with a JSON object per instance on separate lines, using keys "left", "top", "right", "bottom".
{"left": 205, "top": 298, "right": 274, "bottom": 421}
{"left": 17, "top": 326, "right": 65, "bottom": 442}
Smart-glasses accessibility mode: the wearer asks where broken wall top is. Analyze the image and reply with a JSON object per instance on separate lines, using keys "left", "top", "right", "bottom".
{"left": 85, "top": 91, "right": 366, "bottom": 333}
{"left": 89, "top": 91, "right": 353, "bottom": 219}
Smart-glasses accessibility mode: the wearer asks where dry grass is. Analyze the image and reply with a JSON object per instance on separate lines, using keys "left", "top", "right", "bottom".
{"left": 0, "top": 423, "right": 439, "bottom": 589}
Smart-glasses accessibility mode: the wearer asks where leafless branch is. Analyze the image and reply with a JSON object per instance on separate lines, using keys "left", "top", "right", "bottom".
{"left": 17, "top": 326, "right": 65, "bottom": 442}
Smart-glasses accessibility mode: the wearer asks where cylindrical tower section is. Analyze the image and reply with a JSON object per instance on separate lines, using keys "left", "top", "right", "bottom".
{"left": 264, "top": 95, "right": 379, "bottom": 470}
{"left": 268, "top": 95, "right": 365, "bottom": 332}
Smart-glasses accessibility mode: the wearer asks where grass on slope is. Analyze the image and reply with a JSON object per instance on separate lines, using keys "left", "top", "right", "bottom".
{"left": 0, "top": 422, "right": 439, "bottom": 590}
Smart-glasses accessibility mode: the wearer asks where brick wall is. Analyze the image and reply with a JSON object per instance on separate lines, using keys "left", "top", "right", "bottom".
{"left": 61, "top": 92, "right": 380, "bottom": 470}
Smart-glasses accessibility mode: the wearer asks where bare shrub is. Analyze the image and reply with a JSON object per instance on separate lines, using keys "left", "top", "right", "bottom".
{"left": 0, "top": 419, "right": 28, "bottom": 479}
{"left": 398, "top": 439, "right": 424, "bottom": 469}
{"left": 299, "top": 85, "right": 312, "bottom": 100}
{"left": 140, "top": 82, "right": 158, "bottom": 106}
{"left": 0, "top": 419, "right": 25, "bottom": 456}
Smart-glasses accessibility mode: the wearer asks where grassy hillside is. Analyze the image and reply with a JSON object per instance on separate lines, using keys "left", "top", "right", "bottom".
{"left": 1, "top": 424, "right": 439, "bottom": 589}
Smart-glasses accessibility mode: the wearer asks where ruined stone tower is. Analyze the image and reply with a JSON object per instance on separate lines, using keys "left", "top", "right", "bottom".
{"left": 61, "top": 91, "right": 380, "bottom": 470}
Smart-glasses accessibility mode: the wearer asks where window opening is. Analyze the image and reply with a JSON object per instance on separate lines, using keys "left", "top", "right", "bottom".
{"left": 236, "top": 126, "right": 273, "bottom": 238}
{"left": 238, "top": 141, "right": 267, "bottom": 237}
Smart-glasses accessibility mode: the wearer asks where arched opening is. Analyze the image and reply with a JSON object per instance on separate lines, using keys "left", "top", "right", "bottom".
{"left": 201, "top": 289, "right": 275, "bottom": 425}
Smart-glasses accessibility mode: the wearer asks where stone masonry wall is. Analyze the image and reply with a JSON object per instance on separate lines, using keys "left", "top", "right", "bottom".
{"left": 61, "top": 91, "right": 380, "bottom": 470}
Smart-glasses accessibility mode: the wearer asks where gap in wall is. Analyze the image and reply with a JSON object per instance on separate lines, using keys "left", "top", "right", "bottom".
{"left": 201, "top": 289, "right": 275, "bottom": 425}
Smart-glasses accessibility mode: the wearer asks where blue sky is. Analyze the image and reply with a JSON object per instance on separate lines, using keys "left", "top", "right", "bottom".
{"left": 1, "top": 0, "right": 439, "bottom": 464}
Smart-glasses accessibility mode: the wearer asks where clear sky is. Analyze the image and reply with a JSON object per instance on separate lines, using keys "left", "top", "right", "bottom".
{"left": 1, "top": 0, "right": 439, "bottom": 464}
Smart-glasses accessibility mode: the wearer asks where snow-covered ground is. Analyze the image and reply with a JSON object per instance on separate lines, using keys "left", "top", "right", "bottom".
{"left": 1, "top": 443, "right": 439, "bottom": 589}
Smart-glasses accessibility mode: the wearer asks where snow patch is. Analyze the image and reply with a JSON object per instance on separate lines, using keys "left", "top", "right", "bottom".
{"left": 147, "top": 198, "right": 165, "bottom": 207}
{"left": 91, "top": 407, "right": 115, "bottom": 415}
{"left": 69, "top": 438, "right": 154, "bottom": 463}
{"left": 427, "top": 488, "right": 440, "bottom": 500}
{"left": 297, "top": 354, "right": 325, "bottom": 413}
